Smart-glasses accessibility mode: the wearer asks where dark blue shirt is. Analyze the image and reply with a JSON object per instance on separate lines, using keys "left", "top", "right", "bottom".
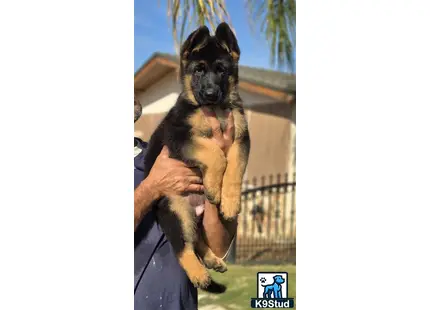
{"left": 134, "top": 138, "right": 197, "bottom": 310}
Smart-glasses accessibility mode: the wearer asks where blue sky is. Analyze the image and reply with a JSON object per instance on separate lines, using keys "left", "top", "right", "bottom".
{"left": 134, "top": 1, "right": 294, "bottom": 73}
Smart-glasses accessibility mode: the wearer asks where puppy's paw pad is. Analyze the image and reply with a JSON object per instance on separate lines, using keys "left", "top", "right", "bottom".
{"left": 212, "top": 259, "right": 227, "bottom": 273}
{"left": 190, "top": 270, "right": 211, "bottom": 289}
{"left": 220, "top": 197, "right": 241, "bottom": 219}
{"left": 204, "top": 256, "right": 228, "bottom": 273}
{"left": 220, "top": 211, "right": 238, "bottom": 221}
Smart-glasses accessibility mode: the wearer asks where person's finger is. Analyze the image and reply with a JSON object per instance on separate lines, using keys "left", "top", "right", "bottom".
{"left": 177, "top": 166, "right": 201, "bottom": 178}
{"left": 202, "top": 107, "right": 223, "bottom": 140}
{"left": 223, "top": 108, "right": 232, "bottom": 119}
{"left": 160, "top": 145, "right": 169, "bottom": 157}
{"left": 184, "top": 161, "right": 199, "bottom": 169}
{"left": 207, "top": 116, "right": 223, "bottom": 140}
{"left": 188, "top": 167, "right": 202, "bottom": 177}
{"left": 223, "top": 109, "right": 235, "bottom": 141}
{"left": 187, "top": 184, "right": 205, "bottom": 193}
{"left": 186, "top": 176, "right": 203, "bottom": 184}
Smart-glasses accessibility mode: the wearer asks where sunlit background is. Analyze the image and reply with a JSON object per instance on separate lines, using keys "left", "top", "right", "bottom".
{"left": 134, "top": 0, "right": 296, "bottom": 72}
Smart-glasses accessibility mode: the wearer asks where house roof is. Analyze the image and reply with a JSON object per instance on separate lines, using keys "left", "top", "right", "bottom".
{"left": 134, "top": 52, "right": 296, "bottom": 102}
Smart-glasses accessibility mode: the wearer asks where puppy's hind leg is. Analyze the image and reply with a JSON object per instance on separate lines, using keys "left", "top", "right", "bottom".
{"left": 195, "top": 234, "right": 227, "bottom": 273}
{"left": 157, "top": 196, "right": 211, "bottom": 288}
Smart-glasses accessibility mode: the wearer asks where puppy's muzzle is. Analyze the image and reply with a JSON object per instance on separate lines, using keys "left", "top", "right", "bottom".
{"left": 200, "top": 88, "right": 220, "bottom": 104}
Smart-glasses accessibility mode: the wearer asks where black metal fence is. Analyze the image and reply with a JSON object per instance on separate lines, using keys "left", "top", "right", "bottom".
{"left": 228, "top": 173, "right": 296, "bottom": 265}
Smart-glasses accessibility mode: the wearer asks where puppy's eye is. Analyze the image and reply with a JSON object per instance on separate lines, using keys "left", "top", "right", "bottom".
{"left": 194, "top": 66, "right": 205, "bottom": 74}
{"left": 216, "top": 65, "right": 226, "bottom": 74}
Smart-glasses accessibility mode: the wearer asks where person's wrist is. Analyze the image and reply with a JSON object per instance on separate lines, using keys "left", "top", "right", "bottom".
{"left": 142, "top": 177, "right": 161, "bottom": 201}
{"left": 202, "top": 202, "right": 221, "bottom": 225}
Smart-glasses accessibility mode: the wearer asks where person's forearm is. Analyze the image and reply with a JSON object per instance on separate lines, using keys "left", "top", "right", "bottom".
{"left": 134, "top": 179, "right": 160, "bottom": 231}
{"left": 202, "top": 202, "right": 237, "bottom": 258}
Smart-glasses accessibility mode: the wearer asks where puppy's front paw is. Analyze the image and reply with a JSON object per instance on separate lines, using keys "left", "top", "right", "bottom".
{"left": 189, "top": 268, "right": 211, "bottom": 288}
{"left": 203, "top": 256, "right": 228, "bottom": 273}
{"left": 212, "top": 258, "right": 228, "bottom": 273}
{"left": 179, "top": 247, "right": 212, "bottom": 288}
{"left": 220, "top": 190, "right": 241, "bottom": 220}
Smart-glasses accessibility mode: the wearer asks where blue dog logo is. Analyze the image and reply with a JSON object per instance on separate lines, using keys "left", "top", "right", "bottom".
{"left": 261, "top": 275, "right": 285, "bottom": 299}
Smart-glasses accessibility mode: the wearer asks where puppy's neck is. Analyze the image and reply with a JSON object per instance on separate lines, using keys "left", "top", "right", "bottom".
{"left": 201, "top": 106, "right": 229, "bottom": 132}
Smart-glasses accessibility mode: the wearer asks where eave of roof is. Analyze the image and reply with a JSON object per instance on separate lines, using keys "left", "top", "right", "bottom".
{"left": 134, "top": 52, "right": 296, "bottom": 102}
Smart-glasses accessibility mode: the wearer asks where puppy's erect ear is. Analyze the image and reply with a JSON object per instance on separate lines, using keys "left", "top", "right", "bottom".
{"left": 180, "top": 25, "right": 210, "bottom": 60}
{"left": 215, "top": 22, "right": 240, "bottom": 61}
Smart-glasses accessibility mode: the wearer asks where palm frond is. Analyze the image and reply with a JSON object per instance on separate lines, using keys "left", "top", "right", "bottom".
{"left": 166, "top": 0, "right": 231, "bottom": 54}
{"left": 164, "top": 0, "right": 295, "bottom": 71}
{"left": 245, "top": 0, "right": 296, "bottom": 71}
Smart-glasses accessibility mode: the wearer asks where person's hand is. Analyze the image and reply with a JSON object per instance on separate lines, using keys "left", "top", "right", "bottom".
{"left": 145, "top": 146, "right": 205, "bottom": 199}
{"left": 201, "top": 108, "right": 235, "bottom": 155}
{"left": 199, "top": 110, "right": 238, "bottom": 256}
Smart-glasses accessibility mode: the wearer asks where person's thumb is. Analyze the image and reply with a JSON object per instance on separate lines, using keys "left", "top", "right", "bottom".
{"left": 160, "top": 145, "right": 170, "bottom": 157}
{"left": 223, "top": 110, "right": 235, "bottom": 140}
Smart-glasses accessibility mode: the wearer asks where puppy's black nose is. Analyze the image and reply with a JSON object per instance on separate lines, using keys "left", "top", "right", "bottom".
{"left": 200, "top": 88, "right": 219, "bottom": 103}
{"left": 203, "top": 89, "right": 219, "bottom": 103}
{"left": 204, "top": 88, "right": 216, "bottom": 98}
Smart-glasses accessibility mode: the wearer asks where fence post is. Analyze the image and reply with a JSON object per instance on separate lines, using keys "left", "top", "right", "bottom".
{"left": 234, "top": 173, "right": 296, "bottom": 264}
{"left": 282, "top": 173, "right": 288, "bottom": 237}
{"left": 290, "top": 172, "right": 296, "bottom": 239}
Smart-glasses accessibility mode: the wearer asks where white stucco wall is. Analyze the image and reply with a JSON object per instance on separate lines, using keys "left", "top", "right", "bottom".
{"left": 136, "top": 72, "right": 181, "bottom": 115}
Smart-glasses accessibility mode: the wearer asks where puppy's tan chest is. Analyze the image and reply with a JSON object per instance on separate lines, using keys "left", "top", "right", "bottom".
{"left": 188, "top": 107, "right": 229, "bottom": 136}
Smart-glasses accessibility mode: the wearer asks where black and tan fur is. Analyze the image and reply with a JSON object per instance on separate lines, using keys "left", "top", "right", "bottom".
{"left": 143, "top": 23, "right": 250, "bottom": 288}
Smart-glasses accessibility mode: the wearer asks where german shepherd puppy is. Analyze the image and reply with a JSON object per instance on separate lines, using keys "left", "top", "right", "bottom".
{"left": 143, "top": 22, "right": 250, "bottom": 288}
